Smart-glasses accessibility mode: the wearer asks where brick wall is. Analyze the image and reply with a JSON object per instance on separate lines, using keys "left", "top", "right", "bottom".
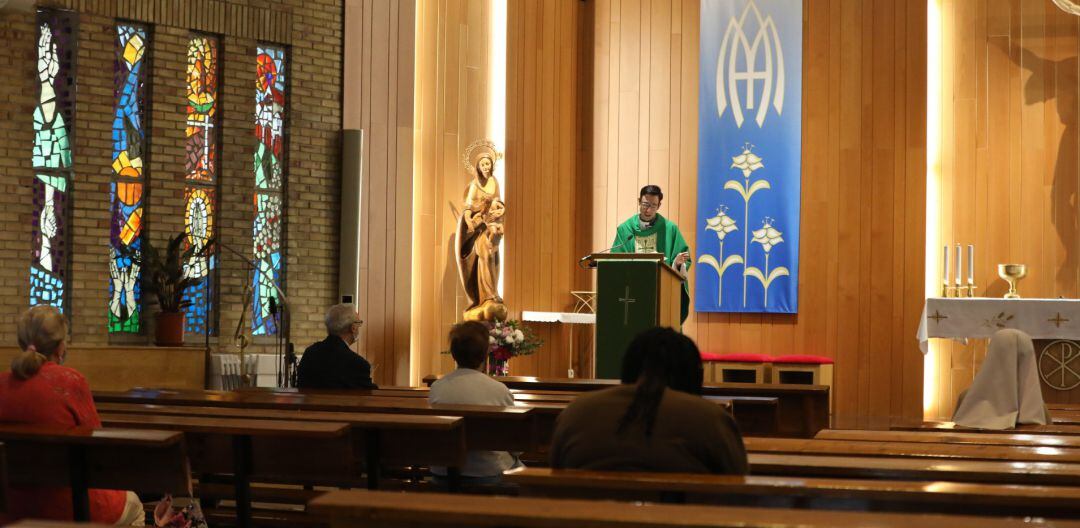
{"left": 0, "top": 0, "right": 342, "bottom": 355}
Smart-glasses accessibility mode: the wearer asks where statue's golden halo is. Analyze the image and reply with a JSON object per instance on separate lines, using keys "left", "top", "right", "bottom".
{"left": 462, "top": 139, "right": 503, "bottom": 173}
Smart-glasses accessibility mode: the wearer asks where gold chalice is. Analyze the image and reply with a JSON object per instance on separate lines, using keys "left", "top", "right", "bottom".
{"left": 997, "top": 264, "right": 1027, "bottom": 299}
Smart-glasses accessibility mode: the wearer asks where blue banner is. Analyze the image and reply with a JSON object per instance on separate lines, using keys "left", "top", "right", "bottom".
{"left": 696, "top": 0, "right": 802, "bottom": 313}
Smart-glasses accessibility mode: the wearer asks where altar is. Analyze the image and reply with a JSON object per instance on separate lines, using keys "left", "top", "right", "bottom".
{"left": 918, "top": 298, "right": 1080, "bottom": 403}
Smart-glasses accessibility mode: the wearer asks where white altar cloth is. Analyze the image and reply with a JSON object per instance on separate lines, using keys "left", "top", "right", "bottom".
{"left": 917, "top": 297, "right": 1080, "bottom": 354}
{"left": 522, "top": 311, "right": 596, "bottom": 324}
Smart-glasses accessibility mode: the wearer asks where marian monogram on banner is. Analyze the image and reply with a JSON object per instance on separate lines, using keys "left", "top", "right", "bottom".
{"left": 696, "top": 0, "right": 802, "bottom": 314}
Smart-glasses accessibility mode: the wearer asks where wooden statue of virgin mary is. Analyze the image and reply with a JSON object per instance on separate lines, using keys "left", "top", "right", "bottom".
{"left": 455, "top": 140, "right": 508, "bottom": 322}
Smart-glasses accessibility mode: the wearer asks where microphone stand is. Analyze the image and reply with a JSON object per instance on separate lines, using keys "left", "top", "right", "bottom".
{"left": 578, "top": 234, "right": 635, "bottom": 269}
{"left": 193, "top": 235, "right": 295, "bottom": 388}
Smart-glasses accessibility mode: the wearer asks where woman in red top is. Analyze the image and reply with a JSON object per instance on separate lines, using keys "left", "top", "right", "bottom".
{"left": 0, "top": 305, "right": 144, "bottom": 525}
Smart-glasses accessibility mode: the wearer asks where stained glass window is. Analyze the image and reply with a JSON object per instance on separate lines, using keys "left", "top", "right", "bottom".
{"left": 183, "top": 35, "right": 219, "bottom": 336}
{"left": 109, "top": 24, "right": 149, "bottom": 334}
{"left": 253, "top": 45, "right": 286, "bottom": 336}
{"left": 32, "top": 11, "right": 76, "bottom": 312}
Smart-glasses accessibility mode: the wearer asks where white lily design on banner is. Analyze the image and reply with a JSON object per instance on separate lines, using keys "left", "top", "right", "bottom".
{"left": 745, "top": 217, "right": 790, "bottom": 306}
{"left": 723, "top": 144, "right": 771, "bottom": 305}
{"left": 698, "top": 206, "right": 744, "bottom": 305}
{"left": 730, "top": 147, "right": 764, "bottom": 177}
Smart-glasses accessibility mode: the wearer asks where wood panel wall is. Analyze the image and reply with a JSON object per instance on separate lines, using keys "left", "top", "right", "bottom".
{"left": 503, "top": 0, "right": 584, "bottom": 378}
{"left": 928, "top": 0, "right": 1079, "bottom": 419}
{"left": 581, "top": 0, "right": 928, "bottom": 428}
{"left": 412, "top": 0, "right": 497, "bottom": 383}
{"left": 344, "top": 0, "right": 415, "bottom": 386}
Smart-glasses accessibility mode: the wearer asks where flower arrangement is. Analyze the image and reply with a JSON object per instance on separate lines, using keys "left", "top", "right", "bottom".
{"left": 485, "top": 319, "right": 541, "bottom": 376}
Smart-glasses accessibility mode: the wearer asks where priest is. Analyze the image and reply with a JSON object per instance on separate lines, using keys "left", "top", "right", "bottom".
{"left": 611, "top": 184, "right": 691, "bottom": 322}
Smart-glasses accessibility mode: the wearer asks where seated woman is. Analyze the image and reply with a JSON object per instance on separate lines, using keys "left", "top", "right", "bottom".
{"left": 550, "top": 327, "right": 747, "bottom": 474}
{"left": 0, "top": 305, "right": 144, "bottom": 525}
{"left": 952, "top": 328, "right": 1051, "bottom": 430}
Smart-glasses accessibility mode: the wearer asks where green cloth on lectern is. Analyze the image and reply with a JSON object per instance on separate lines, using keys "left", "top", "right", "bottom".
{"left": 611, "top": 214, "right": 691, "bottom": 323}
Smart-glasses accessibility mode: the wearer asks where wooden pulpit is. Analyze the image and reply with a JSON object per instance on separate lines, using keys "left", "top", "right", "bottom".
{"left": 586, "top": 253, "right": 684, "bottom": 379}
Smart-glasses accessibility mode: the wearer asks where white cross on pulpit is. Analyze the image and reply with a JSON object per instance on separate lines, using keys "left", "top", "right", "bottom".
{"left": 618, "top": 286, "right": 636, "bottom": 325}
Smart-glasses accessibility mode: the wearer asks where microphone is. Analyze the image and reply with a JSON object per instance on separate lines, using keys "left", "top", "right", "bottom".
{"left": 578, "top": 234, "right": 634, "bottom": 269}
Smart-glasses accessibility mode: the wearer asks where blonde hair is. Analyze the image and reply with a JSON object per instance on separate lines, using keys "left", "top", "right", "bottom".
{"left": 11, "top": 305, "right": 68, "bottom": 380}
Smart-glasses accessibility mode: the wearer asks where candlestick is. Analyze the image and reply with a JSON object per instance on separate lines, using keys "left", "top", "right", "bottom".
{"left": 943, "top": 245, "right": 950, "bottom": 294}
{"left": 955, "top": 244, "right": 962, "bottom": 286}
{"left": 967, "top": 244, "right": 974, "bottom": 286}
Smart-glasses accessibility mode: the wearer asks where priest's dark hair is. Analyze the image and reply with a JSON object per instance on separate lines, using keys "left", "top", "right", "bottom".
{"left": 449, "top": 321, "right": 490, "bottom": 370}
{"left": 617, "top": 327, "right": 704, "bottom": 436}
{"left": 639, "top": 184, "right": 663, "bottom": 203}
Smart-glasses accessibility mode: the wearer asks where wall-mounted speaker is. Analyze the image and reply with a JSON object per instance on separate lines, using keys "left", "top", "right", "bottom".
{"left": 340, "top": 129, "right": 364, "bottom": 306}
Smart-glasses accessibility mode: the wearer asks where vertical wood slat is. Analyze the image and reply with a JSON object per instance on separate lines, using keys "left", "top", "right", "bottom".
{"left": 930, "top": 0, "right": 1079, "bottom": 418}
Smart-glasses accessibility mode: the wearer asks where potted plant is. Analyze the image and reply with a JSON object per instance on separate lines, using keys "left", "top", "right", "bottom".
{"left": 129, "top": 232, "right": 214, "bottom": 346}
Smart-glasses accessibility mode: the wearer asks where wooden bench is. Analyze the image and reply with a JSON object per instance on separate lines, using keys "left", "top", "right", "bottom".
{"left": 423, "top": 375, "right": 826, "bottom": 437}
{"left": 894, "top": 421, "right": 1080, "bottom": 436}
{"left": 96, "top": 413, "right": 347, "bottom": 528}
{"left": 95, "top": 402, "right": 467, "bottom": 490}
{"left": 503, "top": 467, "right": 1080, "bottom": 518}
{"left": 743, "top": 437, "right": 1080, "bottom": 464}
{"left": 747, "top": 452, "right": 1080, "bottom": 486}
{"left": 307, "top": 489, "right": 1079, "bottom": 527}
{"left": 0, "top": 424, "right": 190, "bottom": 522}
{"left": 1052, "top": 410, "right": 1080, "bottom": 426}
{"left": 7, "top": 522, "right": 112, "bottom": 528}
{"left": 95, "top": 389, "right": 538, "bottom": 454}
{"left": 816, "top": 428, "right": 1080, "bottom": 448}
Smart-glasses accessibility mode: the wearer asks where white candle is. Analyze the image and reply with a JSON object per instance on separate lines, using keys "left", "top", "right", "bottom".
{"left": 955, "top": 244, "right": 962, "bottom": 285}
{"left": 943, "top": 245, "right": 949, "bottom": 286}
{"left": 968, "top": 244, "right": 974, "bottom": 284}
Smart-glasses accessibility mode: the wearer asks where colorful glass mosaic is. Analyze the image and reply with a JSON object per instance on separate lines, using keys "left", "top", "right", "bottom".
{"left": 252, "top": 45, "right": 286, "bottom": 336}
{"left": 109, "top": 24, "right": 148, "bottom": 333}
{"left": 183, "top": 35, "right": 219, "bottom": 336}
{"left": 31, "top": 10, "right": 75, "bottom": 312}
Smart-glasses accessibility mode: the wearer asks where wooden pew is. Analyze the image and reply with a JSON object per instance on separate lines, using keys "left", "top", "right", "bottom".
{"left": 0, "top": 424, "right": 190, "bottom": 522}
{"left": 816, "top": 428, "right": 1080, "bottom": 448}
{"left": 234, "top": 385, "right": 774, "bottom": 439}
{"left": 95, "top": 389, "right": 538, "bottom": 454}
{"left": 503, "top": 467, "right": 1080, "bottom": 518}
{"left": 1048, "top": 403, "right": 1080, "bottom": 411}
{"left": 743, "top": 437, "right": 1080, "bottom": 464}
{"left": 308, "top": 489, "right": 1079, "bottom": 527}
{"left": 96, "top": 413, "right": 348, "bottom": 528}
{"left": 423, "top": 375, "right": 825, "bottom": 437}
{"left": 894, "top": 421, "right": 1080, "bottom": 436}
{"left": 747, "top": 453, "right": 1080, "bottom": 486}
{"left": 1052, "top": 410, "right": 1080, "bottom": 426}
{"left": 94, "top": 402, "right": 467, "bottom": 489}
{"left": 7, "top": 522, "right": 112, "bottom": 528}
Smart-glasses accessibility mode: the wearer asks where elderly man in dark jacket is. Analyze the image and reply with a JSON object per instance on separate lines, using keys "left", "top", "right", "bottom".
{"left": 296, "top": 304, "right": 377, "bottom": 389}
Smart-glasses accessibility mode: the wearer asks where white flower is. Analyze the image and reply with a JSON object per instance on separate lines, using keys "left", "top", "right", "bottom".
{"left": 514, "top": 330, "right": 524, "bottom": 343}
{"left": 705, "top": 207, "right": 738, "bottom": 241}
{"left": 730, "top": 145, "right": 764, "bottom": 178}
{"left": 751, "top": 218, "right": 784, "bottom": 253}
{"left": 489, "top": 336, "right": 496, "bottom": 345}
{"left": 504, "top": 336, "right": 514, "bottom": 345}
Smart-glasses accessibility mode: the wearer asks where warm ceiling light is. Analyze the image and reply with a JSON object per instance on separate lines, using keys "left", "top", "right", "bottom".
{"left": 1053, "top": 0, "right": 1080, "bottom": 16}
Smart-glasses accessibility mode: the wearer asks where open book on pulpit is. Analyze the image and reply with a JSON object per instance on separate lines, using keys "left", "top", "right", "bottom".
{"left": 582, "top": 253, "right": 683, "bottom": 379}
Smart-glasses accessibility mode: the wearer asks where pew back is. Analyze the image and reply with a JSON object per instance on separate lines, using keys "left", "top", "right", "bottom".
{"left": 308, "top": 489, "right": 1080, "bottom": 527}
{"left": 504, "top": 467, "right": 1080, "bottom": 518}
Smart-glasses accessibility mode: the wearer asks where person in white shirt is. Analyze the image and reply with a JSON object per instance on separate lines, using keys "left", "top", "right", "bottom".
{"left": 429, "top": 321, "right": 521, "bottom": 482}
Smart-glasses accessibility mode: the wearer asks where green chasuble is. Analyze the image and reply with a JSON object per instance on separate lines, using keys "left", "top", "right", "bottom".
{"left": 611, "top": 214, "right": 691, "bottom": 323}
